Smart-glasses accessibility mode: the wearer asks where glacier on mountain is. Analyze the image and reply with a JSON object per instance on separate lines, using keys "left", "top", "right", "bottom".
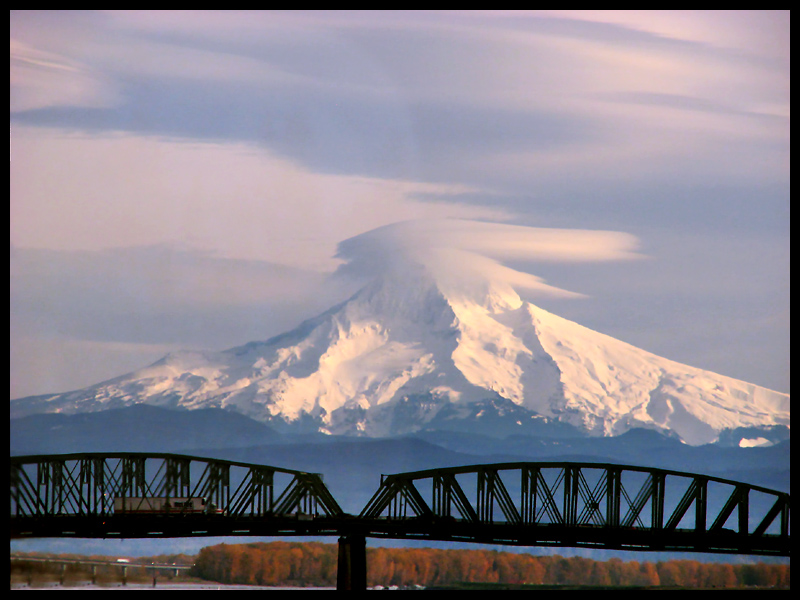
{"left": 10, "top": 220, "right": 789, "bottom": 446}
{"left": 10, "top": 264, "right": 789, "bottom": 446}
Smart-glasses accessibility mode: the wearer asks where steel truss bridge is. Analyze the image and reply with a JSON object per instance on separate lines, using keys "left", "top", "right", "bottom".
{"left": 10, "top": 453, "right": 790, "bottom": 589}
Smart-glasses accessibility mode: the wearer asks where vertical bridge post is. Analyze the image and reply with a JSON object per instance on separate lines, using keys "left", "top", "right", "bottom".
{"left": 337, "top": 534, "right": 366, "bottom": 591}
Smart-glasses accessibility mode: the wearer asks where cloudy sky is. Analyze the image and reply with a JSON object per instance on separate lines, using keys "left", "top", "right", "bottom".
{"left": 10, "top": 10, "right": 789, "bottom": 400}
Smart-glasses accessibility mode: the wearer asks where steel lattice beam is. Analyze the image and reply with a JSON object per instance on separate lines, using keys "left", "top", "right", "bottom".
{"left": 10, "top": 455, "right": 790, "bottom": 557}
{"left": 357, "top": 461, "right": 790, "bottom": 557}
{"left": 10, "top": 452, "right": 343, "bottom": 539}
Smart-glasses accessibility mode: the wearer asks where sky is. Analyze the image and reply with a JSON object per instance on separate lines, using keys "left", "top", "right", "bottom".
{"left": 10, "top": 10, "right": 790, "bottom": 400}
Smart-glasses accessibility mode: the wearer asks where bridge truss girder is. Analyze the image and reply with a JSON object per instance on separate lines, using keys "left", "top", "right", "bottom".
{"left": 9, "top": 455, "right": 790, "bottom": 557}
{"left": 10, "top": 452, "right": 344, "bottom": 539}
{"left": 359, "top": 462, "right": 790, "bottom": 557}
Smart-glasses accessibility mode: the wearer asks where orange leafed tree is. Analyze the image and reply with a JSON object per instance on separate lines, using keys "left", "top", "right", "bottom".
{"left": 191, "top": 542, "right": 789, "bottom": 588}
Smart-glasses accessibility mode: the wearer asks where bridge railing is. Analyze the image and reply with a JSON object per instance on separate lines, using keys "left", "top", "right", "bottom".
{"left": 359, "top": 462, "right": 790, "bottom": 556}
{"left": 10, "top": 453, "right": 343, "bottom": 521}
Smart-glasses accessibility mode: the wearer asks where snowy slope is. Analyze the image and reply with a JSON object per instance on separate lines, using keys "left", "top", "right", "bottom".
{"left": 10, "top": 265, "right": 789, "bottom": 446}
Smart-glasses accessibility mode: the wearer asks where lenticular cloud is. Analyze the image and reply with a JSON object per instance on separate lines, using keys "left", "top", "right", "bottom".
{"left": 334, "top": 219, "right": 643, "bottom": 299}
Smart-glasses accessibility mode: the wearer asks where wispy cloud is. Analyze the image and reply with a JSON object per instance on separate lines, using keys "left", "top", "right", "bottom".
{"left": 11, "top": 10, "right": 789, "bottom": 192}
{"left": 10, "top": 128, "right": 506, "bottom": 271}
{"left": 10, "top": 38, "right": 119, "bottom": 111}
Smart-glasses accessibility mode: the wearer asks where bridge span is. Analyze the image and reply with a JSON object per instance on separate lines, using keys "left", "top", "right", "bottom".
{"left": 10, "top": 453, "right": 790, "bottom": 589}
{"left": 357, "top": 461, "right": 790, "bottom": 557}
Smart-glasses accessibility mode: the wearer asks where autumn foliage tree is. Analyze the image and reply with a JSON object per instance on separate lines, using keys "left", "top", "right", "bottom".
{"left": 190, "top": 542, "right": 789, "bottom": 589}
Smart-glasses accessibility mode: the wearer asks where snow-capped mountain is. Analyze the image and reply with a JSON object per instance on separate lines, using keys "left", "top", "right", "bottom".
{"left": 10, "top": 262, "right": 789, "bottom": 446}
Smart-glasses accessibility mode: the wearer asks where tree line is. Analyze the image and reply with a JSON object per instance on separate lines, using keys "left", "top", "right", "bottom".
{"left": 190, "top": 541, "right": 790, "bottom": 588}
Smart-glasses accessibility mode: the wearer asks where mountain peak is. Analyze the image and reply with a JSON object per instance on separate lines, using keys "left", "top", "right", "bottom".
{"left": 9, "top": 220, "right": 789, "bottom": 445}
{"left": 10, "top": 273, "right": 789, "bottom": 445}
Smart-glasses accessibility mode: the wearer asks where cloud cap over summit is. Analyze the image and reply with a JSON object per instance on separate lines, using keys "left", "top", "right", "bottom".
{"left": 335, "top": 219, "right": 644, "bottom": 300}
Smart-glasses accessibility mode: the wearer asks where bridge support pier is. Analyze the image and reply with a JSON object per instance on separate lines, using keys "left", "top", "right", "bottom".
{"left": 337, "top": 534, "right": 366, "bottom": 591}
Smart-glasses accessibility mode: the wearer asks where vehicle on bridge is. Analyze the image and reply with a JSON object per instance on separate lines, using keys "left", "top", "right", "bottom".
{"left": 113, "top": 496, "right": 224, "bottom": 516}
